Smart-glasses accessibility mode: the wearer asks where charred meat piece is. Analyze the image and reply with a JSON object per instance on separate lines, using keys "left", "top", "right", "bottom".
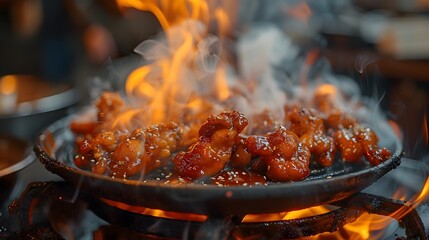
{"left": 173, "top": 111, "right": 248, "bottom": 180}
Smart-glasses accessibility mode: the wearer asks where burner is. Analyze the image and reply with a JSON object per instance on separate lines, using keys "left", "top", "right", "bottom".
{"left": 2, "top": 181, "right": 427, "bottom": 239}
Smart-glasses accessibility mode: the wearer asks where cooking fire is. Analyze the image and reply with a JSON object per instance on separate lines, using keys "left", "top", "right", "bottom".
{"left": 2, "top": 0, "right": 428, "bottom": 239}
{"left": 69, "top": 10, "right": 393, "bottom": 184}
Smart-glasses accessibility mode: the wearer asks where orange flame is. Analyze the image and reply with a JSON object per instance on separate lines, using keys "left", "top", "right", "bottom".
{"left": 101, "top": 198, "right": 207, "bottom": 222}
{"left": 243, "top": 206, "right": 331, "bottom": 223}
{"left": 102, "top": 180, "right": 429, "bottom": 239}
{"left": 116, "top": 0, "right": 236, "bottom": 32}
{"left": 116, "top": 0, "right": 209, "bottom": 30}
{"left": 319, "top": 177, "right": 429, "bottom": 239}
{"left": 114, "top": 0, "right": 234, "bottom": 127}
{"left": 319, "top": 213, "right": 395, "bottom": 240}
{"left": 390, "top": 177, "right": 429, "bottom": 220}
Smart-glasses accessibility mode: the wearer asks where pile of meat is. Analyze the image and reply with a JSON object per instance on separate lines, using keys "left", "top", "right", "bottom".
{"left": 71, "top": 92, "right": 392, "bottom": 185}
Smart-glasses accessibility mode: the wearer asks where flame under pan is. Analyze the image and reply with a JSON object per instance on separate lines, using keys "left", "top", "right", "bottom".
{"left": 34, "top": 115, "right": 402, "bottom": 216}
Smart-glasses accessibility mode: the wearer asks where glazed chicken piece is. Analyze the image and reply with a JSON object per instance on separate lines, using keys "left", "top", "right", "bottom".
{"left": 249, "top": 110, "right": 281, "bottom": 135}
{"left": 109, "top": 122, "right": 182, "bottom": 178}
{"left": 300, "top": 132, "right": 336, "bottom": 167}
{"left": 230, "top": 135, "right": 253, "bottom": 169}
{"left": 285, "top": 107, "right": 336, "bottom": 167}
{"left": 74, "top": 122, "right": 182, "bottom": 179}
{"left": 285, "top": 107, "right": 324, "bottom": 136}
{"left": 311, "top": 87, "right": 357, "bottom": 130}
{"left": 246, "top": 126, "right": 311, "bottom": 181}
{"left": 70, "top": 92, "right": 127, "bottom": 136}
{"left": 74, "top": 130, "right": 121, "bottom": 171}
{"left": 181, "top": 100, "right": 215, "bottom": 147}
{"left": 96, "top": 92, "right": 126, "bottom": 122}
{"left": 324, "top": 110, "right": 357, "bottom": 131}
{"left": 173, "top": 111, "right": 248, "bottom": 180}
{"left": 334, "top": 125, "right": 391, "bottom": 165}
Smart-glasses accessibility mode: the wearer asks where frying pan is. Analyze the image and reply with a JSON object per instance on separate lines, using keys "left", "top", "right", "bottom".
{"left": 34, "top": 115, "right": 402, "bottom": 217}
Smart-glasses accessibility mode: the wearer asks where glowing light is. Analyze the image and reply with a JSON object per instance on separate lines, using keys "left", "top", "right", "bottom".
{"left": 242, "top": 206, "right": 331, "bottom": 223}
{"left": 315, "top": 83, "right": 337, "bottom": 97}
{"left": 0, "top": 75, "right": 17, "bottom": 95}
{"left": 101, "top": 198, "right": 207, "bottom": 222}
{"left": 0, "top": 75, "right": 18, "bottom": 113}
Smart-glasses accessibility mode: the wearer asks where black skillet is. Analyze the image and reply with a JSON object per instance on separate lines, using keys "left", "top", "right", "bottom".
{"left": 34, "top": 115, "right": 402, "bottom": 217}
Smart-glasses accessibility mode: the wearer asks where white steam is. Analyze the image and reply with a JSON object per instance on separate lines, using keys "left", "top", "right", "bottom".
{"left": 234, "top": 25, "right": 297, "bottom": 117}
{"left": 130, "top": 19, "right": 396, "bottom": 149}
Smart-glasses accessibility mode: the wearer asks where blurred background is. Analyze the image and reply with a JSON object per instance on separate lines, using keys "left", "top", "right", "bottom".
{"left": 0, "top": 0, "right": 428, "bottom": 160}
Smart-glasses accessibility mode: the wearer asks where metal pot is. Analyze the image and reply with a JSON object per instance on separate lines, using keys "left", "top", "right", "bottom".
{"left": 0, "top": 75, "right": 80, "bottom": 141}
{"left": 0, "top": 135, "right": 33, "bottom": 207}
